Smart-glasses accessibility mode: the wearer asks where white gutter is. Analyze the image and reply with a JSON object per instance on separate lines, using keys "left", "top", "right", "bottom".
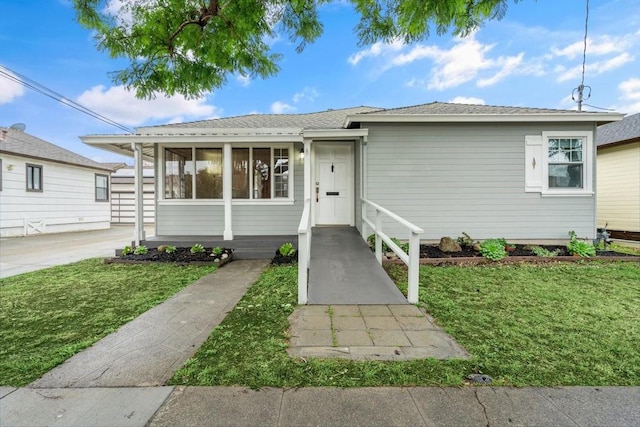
{"left": 344, "top": 112, "right": 625, "bottom": 128}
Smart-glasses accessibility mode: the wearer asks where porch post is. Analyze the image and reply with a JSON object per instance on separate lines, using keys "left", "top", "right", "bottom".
{"left": 132, "top": 142, "right": 145, "bottom": 246}
{"left": 223, "top": 143, "right": 233, "bottom": 240}
{"left": 360, "top": 136, "right": 368, "bottom": 239}
{"left": 303, "top": 138, "right": 312, "bottom": 201}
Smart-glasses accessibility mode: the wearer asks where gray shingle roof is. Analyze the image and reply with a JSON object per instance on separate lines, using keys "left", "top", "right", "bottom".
{"left": 0, "top": 128, "right": 111, "bottom": 171}
{"left": 144, "top": 106, "right": 381, "bottom": 131}
{"left": 597, "top": 112, "right": 640, "bottom": 146}
{"left": 359, "top": 101, "right": 601, "bottom": 115}
{"left": 137, "top": 102, "right": 613, "bottom": 134}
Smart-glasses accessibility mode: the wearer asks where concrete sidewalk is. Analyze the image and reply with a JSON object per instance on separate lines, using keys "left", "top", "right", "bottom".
{"left": 2, "top": 385, "right": 638, "bottom": 426}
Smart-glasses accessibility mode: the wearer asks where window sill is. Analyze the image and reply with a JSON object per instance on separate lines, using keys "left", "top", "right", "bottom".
{"left": 159, "top": 199, "right": 224, "bottom": 205}
{"left": 541, "top": 191, "right": 594, "bottom": 197}
{"left": 232, "top": 199, "right": 295, "bottom": 206}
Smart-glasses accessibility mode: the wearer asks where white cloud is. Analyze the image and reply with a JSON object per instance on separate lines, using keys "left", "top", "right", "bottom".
{"left": 449, "top": 96, "right": 486, "bottom": 105}
{"left": 237, "top": 75, "right": 251, "bottom": 87}
{"left": 348, "top": 40, "right": 404, "bottom": 65}
{"left": 76, "top": 85, "right": 218, "bottom": 126}
{"left": 555, "top": 52, "right": 634, "bottom": 82}
{"left": 350, "top": 33, "right": 526, "bottom": 90}
{"left": 270, "top": 101, "right": 296, "bottom": 114}
{"left": 551, "top": 35, "right": 632, "bottom": 59}
{"left": 292, "top": 87, "right": 319, "bottom": 103}
{"left": 477, "top": 53, "right": 524, "bottom": 87}
{"left": 0, "top": 67, "right": 26, "bottom": 105}
{"left": 614, "top": 77, "right": 640, "bottom": 114}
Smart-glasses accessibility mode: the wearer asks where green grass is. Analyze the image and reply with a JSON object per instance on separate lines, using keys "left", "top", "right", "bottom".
{"left": 0, "top": 259, "right": 216, "bottom": 386}
{"left": 171, "top": 262, "right": 640, "bottom": 388}
{"left": 610, "top": 243, "right": 640, "bottom": 256}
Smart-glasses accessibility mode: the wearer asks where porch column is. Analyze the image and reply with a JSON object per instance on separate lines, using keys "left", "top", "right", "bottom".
{"left": 132, "top": 142, "right": 145, "bottom": 246}
{"left": 223, "top": 143, "right": 233, "bottom": 240}
{"left": 303, "top": 138, "right": 312, "bottom": 201}
{"left": 360, "top": 136, "right": 368, "bottom": 239}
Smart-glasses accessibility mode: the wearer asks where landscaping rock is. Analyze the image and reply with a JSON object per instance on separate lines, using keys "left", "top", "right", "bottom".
{"left": 438, "top": 237, "right": 462, "bottom": 253}
{"left": 466, "top": 374, "right": 492, "bottom": 384}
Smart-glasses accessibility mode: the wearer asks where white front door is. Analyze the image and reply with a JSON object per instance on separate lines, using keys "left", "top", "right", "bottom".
{"left": 314, "top": 144, "right": 353, "bottom": 225}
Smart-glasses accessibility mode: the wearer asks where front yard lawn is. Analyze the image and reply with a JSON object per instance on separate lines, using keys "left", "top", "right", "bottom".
{"left": 0, "top": 259, "right": 216, "bottom": 386}
{"left": 171, "top": 262, "right": 639, "bottom": 388}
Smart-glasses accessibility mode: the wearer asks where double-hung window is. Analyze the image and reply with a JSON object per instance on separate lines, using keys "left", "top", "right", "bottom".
{"left": 26, "top": 163, "right": 43, "bottom": 192}
{"left": 95, "top": 174, "right": 109, "bottom": 201}
{"left": 525, "top": 131, "right": 593, "bottom": 195}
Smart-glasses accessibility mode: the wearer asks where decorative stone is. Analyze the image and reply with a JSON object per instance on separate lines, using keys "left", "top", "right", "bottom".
{"left": 157, "top": 245, "right": 169, "bottom": 253}
{"left": 467, "top": 374, "right": 492, "bottom": 384}
{"left": 438, "top": 237, "right": 462, "bottom": 253}
{"left": 221, "top": 253, "right": 229, "bottom": 260}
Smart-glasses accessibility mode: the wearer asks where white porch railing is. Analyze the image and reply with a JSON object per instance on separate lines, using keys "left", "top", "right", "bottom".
{"left": 297, "top": 198, "right": 312, "bottom": 304}
{"left": 361, "top": 198, "right": 424, "bottom": 304}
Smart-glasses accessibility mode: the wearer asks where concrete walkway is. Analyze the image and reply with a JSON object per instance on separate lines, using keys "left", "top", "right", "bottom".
{"left": 288, "top": 305, "right": 470, "bottom": 361}
{"left": 30, "top": 260, "right": 268, "bottom": 388}
{"left": 308, "top": 227, "right": 407, "bottom": 304}
{"left": 2, "top": 385, "right": 638, "bottom": 426}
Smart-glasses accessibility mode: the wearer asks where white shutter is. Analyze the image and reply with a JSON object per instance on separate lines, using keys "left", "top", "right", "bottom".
{"left": 525, "top": 135, "right": 543, "bottom": 192}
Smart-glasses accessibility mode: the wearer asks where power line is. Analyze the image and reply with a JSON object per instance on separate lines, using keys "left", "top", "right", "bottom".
{"left": 572, "top": 0, "right": 591, "bottom": 111}
{"left": 0, "top": 65, "right": 134, "bottom": 133}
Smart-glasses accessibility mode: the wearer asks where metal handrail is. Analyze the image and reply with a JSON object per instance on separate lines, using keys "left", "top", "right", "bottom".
{"left": 361, "top": 198, "right": 424, "bottom": 304}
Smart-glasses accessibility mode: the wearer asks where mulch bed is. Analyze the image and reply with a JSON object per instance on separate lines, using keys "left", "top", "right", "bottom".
{"left": 271, "top": 251, "right": 297, "bottom": 265}
{"left": 105, "top": 247, "right": 234, "bottom": 266}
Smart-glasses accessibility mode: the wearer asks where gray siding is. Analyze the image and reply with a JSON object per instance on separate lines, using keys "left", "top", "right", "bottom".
{"left": 156, "top": 204, "right": 224, "bottom": 235}
{"left": 363, "top": 122, "right": 597, "bottom": 241}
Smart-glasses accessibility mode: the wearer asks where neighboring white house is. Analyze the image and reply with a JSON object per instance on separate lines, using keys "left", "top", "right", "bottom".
{"left": 0, "top": 127, "right": 113, "bottom": 237}
{"left": 109, "top": 165, "right": 156, "bottom": 224}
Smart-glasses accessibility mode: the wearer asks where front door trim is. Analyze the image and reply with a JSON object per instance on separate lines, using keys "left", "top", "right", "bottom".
{"left": 312, "top": 142, "right": 355, "bottom": 227}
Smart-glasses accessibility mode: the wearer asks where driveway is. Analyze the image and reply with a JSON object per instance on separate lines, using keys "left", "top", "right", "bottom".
{"left": 0, "top": 225, "right": 155, "bottom": 279}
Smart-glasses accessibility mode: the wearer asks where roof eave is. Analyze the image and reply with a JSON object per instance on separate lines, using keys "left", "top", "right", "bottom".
{"left": 345, "top": 113, "right": 625, "bottom": 127}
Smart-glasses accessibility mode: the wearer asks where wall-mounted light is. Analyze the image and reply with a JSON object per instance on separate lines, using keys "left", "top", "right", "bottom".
{"left": 299, "top": 148, "right": 305, "bottom": 160}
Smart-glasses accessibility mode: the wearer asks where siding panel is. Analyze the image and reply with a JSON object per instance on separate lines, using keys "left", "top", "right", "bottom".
{"left": 597, "top": 142, "right": 640, "bottom": 232}
{"left": 363, "top": 122, "right": 596, "bottom": 240}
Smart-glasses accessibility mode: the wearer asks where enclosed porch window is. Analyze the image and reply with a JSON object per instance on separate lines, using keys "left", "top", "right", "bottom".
{"left": 163, "top": 145, "right": 291, "bottom": 201}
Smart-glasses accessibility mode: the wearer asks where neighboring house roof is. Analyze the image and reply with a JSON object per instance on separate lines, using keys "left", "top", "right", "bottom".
{"left": 0, "top": 127, "right": 112, "bottom": 171}
{"left": 596, "top": 112, "right": 640, "bottom": 147}
{"left": 112, "top": 166, "right": 155, "bottom": 178}
{"left": 101, "top": 162, "right": 128, "bottom": 171}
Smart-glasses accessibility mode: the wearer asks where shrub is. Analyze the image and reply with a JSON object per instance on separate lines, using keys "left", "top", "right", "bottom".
{"left": 479, "top": 239, "right": 507, "bottom": 261}
{"left": 279, "top": 242, "right": 296, "bottom": 257}
{"left": 122, "top": 245, "right": 133, "bottom": 256}
{"left": 456, "top": 232, "right": 476, "bottom": 248}
{"left": 165, "top": 245, "right": 177, "bottom": 254}
{"left": 567, "top": 231, "right": 596, "bottom": 257}
{"left": 531, "top": 246, "right": 560, "bottom": 257}
{"left": 133, "top": 245, "right": 148, "bottom": 255}
{"left": 367, "top": 234, "right": 409, "bottom": 254}
{"left": 190, "top": 243, "right": 206, "bottom": 254}
{"left": 212, "top": 246, "right": 223, "bottom": 255}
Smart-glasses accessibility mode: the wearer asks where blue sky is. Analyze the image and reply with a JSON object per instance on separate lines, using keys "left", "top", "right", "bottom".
{"left": 1, "top": 0, "right": 639, "bottom": 163}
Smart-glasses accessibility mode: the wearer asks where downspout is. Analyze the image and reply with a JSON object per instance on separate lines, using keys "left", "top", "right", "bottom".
{"left": 132, "top": 142, "right": 146, "bottom": 246}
